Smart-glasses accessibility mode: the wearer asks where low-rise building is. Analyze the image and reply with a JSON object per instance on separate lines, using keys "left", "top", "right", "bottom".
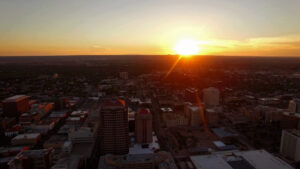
{"left": 191, "top": 150, "right": 293, "bottom": 169}
{"left": 11, "top": 133, "right": 41, "bottom": 146}
{"left": 162, "top": 113, "right": 189, "bottom": 127}
{"left": 8, "top": 149, "right": 54, "bottom": 169}
{"left": 51, "top": 154, "right": 81, "bottom": 169}
{"left": 2, "top": 95, "right": 30, "bottom": 117}
{"left": 68, "top": 127, "right": 94, "bottom": 143}
{"left": 129, "top": 132, "right": 160, "bottom": 155}
{"left": 98, "top": 151, "right": 177, "bottom": 169}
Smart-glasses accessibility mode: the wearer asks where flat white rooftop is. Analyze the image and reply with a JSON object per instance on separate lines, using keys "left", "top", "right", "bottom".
{"left": 12, "top": 133, "right": 40, "bottom": 140}
{"left": 129, "top": 134, "right": 160, "bottom": 154}
{"left": 190, "top": 150, "right": 293, "bottom": 169}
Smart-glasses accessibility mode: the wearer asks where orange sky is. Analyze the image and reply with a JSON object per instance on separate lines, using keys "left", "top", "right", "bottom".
{"left": 1, "top": 0, "right": 300, "bottom": 56}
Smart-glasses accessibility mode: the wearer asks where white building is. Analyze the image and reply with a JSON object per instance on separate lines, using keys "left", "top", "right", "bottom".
{"left": 185, "top": 104, "right": 202, "bottom": 126}
{"left": 203, "top": 87, "right": 220, "bottom": 107}
{"left": 191, "top": 150, "right": 293, "bottom": 169}
{"left": 280, "top": 129, "right": 300, "bottom": 161}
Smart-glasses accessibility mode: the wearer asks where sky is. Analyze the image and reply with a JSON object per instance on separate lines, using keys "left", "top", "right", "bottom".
{"left": 0, "top": 0, "right": 300, "bottom": 56}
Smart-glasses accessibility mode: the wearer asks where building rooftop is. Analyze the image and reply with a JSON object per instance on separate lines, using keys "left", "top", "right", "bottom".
{"left": 190, "top": 150, "right": 293, "bottom": 169}
{"left": 44, "top": 134, "right": 68, "bottom": 145}
{"left": 51, "top": 154, "right": 81, "bottom": 169}
{"left": 293, "top": 99, "right": 300, "bottom": 104}
{"left": 0, "top": 146, "right": 23, "bottom": 154}
{"left": 185, "top": 88, "right": 198, "bottom": 93}
{"left": 129, "top": 134, "right": 160, "bottom": 154}
{"left": 187, "top": 105, "right": 200, "bottom": 111}
{"left": 98, "top": 151, "right": 178, "bottom": 169}
{"left": 3, "top": 95, "right": 29, "bottom": 103}
{"left": 0, "top": 156, "right": 14, "bottom": 164}
{"left": 12, "top": 133, "right": 40, "bottom": 140}
{"left": 285, "top": 129, "right": 300, "bottom": 137}
{"left": 161, "top": 107, "right": 173, "bottom": 113}
{"left": 102, "top": 98, "right": 125, "bottom": 108}
{"left": 283, "top": 111, "right": 300, "bottom": 118}
{"left": 137, "top": 108, "right": 150, "bottom": 115}
{"left": 71, "top": 142, "right": 94, "bottom": 158}
{"left": 21, "top": 148, "right": 51, "bottom": 157}
{"left": 212, "top": 128, "right": 239, "bottom": 138}
{"left": 203, "top": 87, "right": 219, "bottom": 92}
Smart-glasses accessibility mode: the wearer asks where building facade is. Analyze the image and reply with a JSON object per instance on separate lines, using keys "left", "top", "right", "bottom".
{"left": 3, "top": 95, "right": 30, "bottom": 117}
{"left": 203, "top": 87, "right": 220, "bottom": 107}
{"left": 280, "top": 129, "right": 300, "bottom": 161}
{"left": 135, "top": 108, "right": 152, "bottom": 143}
{"left": 8, "top": 149, "right": 53, "bottom": 169}
{"left": 100, "top": 98, "right": 129, "bottom": 155}
{"left": 185, "top": 105, "right": 202, "bottom": 126}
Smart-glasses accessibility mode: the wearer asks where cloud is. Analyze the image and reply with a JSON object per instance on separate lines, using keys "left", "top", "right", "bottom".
{"left": 89, "top": 45, "right": 111, "bottom": 53}
{"left": 197, "top": 34, "right": 300, "bottom": 56}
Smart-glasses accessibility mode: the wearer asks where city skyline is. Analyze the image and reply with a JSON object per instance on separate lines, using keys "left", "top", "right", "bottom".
{"left": 1, "top": 0, "right": 300, "bottom": 56}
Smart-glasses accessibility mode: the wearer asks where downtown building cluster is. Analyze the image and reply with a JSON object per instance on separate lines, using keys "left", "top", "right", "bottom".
{"left": 1, "top": 69, "right": 300, "bottom": 169}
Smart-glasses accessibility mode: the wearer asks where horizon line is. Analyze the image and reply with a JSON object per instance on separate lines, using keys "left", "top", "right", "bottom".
{"left": 0, "top": 54, "right": 300, "bottom": 58}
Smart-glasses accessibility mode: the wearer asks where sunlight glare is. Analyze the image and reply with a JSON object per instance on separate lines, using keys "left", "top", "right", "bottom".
{"left": 174, "top": 39, "right": 200, "bottom": 56}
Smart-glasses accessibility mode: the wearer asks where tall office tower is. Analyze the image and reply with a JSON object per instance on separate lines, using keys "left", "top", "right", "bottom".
{"left": 135, "top": 108, "right": 153, "bottom": 143}
{"left": 100, "top": 98, "right": 129, "bottom": 155}
{"left": 3, "top": 95, "right": 30, "bottom": 117}
{"left": 203, "top": 87, "right": 220, "bottom": 107}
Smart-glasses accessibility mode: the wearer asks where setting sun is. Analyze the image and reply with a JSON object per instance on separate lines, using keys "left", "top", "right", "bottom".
{"left": 174, "top": 39, "right": 200, "bottom": 56}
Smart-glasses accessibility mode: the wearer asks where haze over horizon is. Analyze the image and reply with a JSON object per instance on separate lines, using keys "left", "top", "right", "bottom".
{"left": 1, "top": 0, "right": 300, "bottom": 57}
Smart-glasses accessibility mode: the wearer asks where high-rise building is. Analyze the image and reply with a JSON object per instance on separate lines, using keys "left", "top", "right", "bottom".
{"left": 203, "top": 87, "right": 220, "bottom": 107}
{"left": 135, "top": 108, "right": 152, "bottom": 143}
{"left": 2, "top": 95, "right": 30, "bottom": 117}
{"left": 100, "top": 98, "right": 129, "bottom": 155}
{"left": 280, "top": 129, "right": 300, "bottom": 161}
